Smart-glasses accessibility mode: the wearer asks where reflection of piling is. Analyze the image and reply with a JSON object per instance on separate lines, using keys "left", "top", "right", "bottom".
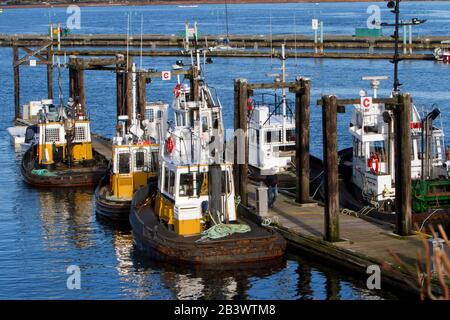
{"left": 295, "top": 77, "right": 311, "bottom": 204}
{"left": 233, "top": 78, "right": 249, "bottom": 207}
{"left": 394, "top": 93, "right": 412, "bottom": 236}
{"left": 321, "top": 95, "right": 340, "bottom": 242}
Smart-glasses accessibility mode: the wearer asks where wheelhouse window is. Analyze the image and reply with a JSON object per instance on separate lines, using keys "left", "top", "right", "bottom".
{"left": 286, "top": 129, "right": 296, "bottom": 142}
{"left": 266, "top": 130, "right": 281, "bottom": 144}
{"left": 353, "top": 137, "right": 364, "bottom": 160}
{"left": 146, "top": 109, "right": 154, "bottom": 122}
{"left": 201, "top": 116, "right": 209, "bottom": 133}
{"left": 179, "top": 173, "right": 194, "bottom": 197}
{"left": 118, "top": 153, "right": 131, "bottom": 174}
{"left": 369, "top": 141, "right": 386, "bottom": 162}
{"left": 135, "top": 150, "right": 145, "bottom": 171}
{"left": 150, "top": 151, "right": 159, "bottom": 172}
{"left": 196, "top": 172, "right": 209, "bottom": 196}
{"left": 163, "top": 167, "right": 169, "bottom": 193}
{"left": 168, "top": 170, "right": 175, "bottom": 197}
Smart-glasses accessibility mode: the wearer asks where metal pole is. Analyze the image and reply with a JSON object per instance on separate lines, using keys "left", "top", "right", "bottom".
{"left": 393, "top": 0, "right": 401, "bottom": 93}
{"left": 320, "top": 21, "right": 324, "bottom": 53}
{"left": 409, "top": 24, "right": 412, "bottom": 55}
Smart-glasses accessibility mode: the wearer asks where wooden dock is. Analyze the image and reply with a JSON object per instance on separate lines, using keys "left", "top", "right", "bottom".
{"left": 91, "top": 134, "right": 112, "bottom": 162}
{"left": 1, "top": 33, "right": 447, "bottom": 49}
{"left": 244, "top": 187, "right": 440, "bottom": 296}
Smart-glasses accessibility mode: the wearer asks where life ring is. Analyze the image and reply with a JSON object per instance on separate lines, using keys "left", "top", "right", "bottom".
{"left": 246, "top": 98, "right": 253, "bottom": 111}
{"left": 166, "top": 136, "right": 174, "bottom": 154}
{"left": 367, "top": 153, "right": 380, "bottom": 175}
{"left": 173, "top": 84, "right": 181, "bottom": 98}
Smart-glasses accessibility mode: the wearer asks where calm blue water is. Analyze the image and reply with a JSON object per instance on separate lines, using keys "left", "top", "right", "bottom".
{"left": 1, "top": 1, "right": 449, "bottom": 299}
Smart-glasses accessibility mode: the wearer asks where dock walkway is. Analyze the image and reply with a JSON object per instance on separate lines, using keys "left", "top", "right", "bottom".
{"left": 245, "top": 189, "right": 436, "bottom": 296}
{"left": 91, "top": 134, "right": 112, "bottom": 162}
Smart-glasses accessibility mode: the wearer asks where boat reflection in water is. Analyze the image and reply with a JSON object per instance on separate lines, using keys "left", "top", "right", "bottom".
{"left": 31, "top": 183, "right": 399, "bottom": 300}
{"left": 38, "top": 187, "right": 95, "bottom": 250}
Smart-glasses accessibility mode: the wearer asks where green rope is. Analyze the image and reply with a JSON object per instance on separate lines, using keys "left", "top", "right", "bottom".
{"left": 197, "top": 223, "right": 251, "bottom": 241}
{"left": 31, "top": 169, "right": 57, "bottom": 177}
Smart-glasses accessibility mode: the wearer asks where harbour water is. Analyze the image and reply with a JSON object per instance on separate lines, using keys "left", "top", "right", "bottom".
{"left": 0, "top": 2, "right": 449, "bottom": 299}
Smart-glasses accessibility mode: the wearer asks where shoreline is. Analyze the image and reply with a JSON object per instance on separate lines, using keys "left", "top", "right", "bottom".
{"left": 0, "top": 0, "right": 431, "bottom": 10}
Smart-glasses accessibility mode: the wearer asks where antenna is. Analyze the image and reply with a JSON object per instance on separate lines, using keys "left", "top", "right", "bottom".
{"left": 294, "top": 12, "right": 298, "bottom": 66}
{"left": 140, "top": 14, "right": 143, "bottom": 70}
{"left": 126, "top": 13, "right": 130, "bottom": 69}
{"left": 269, "top": 13, "right": 273, "bottom": 68}
{"left": 362, "top": 76, "right": 388, "bottom": 98}
{"left": 224, "top": 0, "right": 229, "bottom": 40}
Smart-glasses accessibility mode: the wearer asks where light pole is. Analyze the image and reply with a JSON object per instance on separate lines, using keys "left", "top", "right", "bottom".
{"left": 380, "top": 0, "right": 426, "bottom": 94}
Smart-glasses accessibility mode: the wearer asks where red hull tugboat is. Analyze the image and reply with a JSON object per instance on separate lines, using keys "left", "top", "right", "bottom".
{"left": 95, "top": 64, "right": 165, "bottom": 222}
{"left": 130, "top": 24, "right": 286, "bottom": 264}
{"left": 21, "top": 100, "right": 108, "bottom": 188}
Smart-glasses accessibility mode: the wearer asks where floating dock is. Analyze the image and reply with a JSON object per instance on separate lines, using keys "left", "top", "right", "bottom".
{"left": 244, "top": 188, "right": 432, "bottom": 296}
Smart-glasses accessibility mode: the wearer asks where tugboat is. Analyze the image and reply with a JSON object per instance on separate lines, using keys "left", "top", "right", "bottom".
{"left": 20, "top": 99, "right": 108, "bottom": 187}
{"left": 247, "top": 44, "right": 323, "bottom": 190}
{"left": 338, "top": 76, "right": 450, "bottom": 228}
{"left": 248, "top": 45, "right": 296, "bottom": 176}
{"left": 130, "top": 42, "right": 286, "bottom": 264}
{"left": 95, "top": 64, "right": 167, "bottom": 222}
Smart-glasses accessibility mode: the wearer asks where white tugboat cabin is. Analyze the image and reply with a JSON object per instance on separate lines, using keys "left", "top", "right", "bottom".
{"left": 349, "top": 76, "right": 447, "bottom": 208}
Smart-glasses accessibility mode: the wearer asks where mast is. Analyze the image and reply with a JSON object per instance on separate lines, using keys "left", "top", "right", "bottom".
{"left": 224, "top": 0, "right": 229, "bottom": 41}
{"left": 281, "top": 44, "right": 287, "bottom": 143}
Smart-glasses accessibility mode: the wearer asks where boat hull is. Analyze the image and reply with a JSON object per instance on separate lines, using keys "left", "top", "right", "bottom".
{"left": 336, "top": 147, "right": 450, "bottom": 231}
{"left": 21, "top": 148, "right": 107, "bottom": 188}
{"left": 95, "top": 176, "right": 131, "bottom": 222}
{"left": 130, "top": 186, "right": 286, "bottom": 265}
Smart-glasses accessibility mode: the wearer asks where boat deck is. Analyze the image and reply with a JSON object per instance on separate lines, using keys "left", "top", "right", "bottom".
{"left": 137, "top": 203, "right": 275, "bottom": 243}
{"left": 245, "top": 186, "right": 440, "bottom": 295}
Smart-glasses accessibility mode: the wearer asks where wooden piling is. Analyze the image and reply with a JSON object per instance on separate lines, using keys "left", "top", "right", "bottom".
{"left": 125, "top": 60, "right": 133, "bottom": 127}
{"left": 46, "top": 50, "right": 53, "bottom": 100}
{"left": 116, "top": 69, "right": 124, "bottom": 117}
{"left": 13, "top": 46, "right": 20, "bottom": 119}
{"left": 137, "top": 72, "right": 147, "bottom": 119}
{"left": 76, "top": 69, "right": 86, "bottom": 114}
{"left": 69, "top": 66, "right": 76, "bottom": 101}
{"left": 394, "top": 93, "right": 412, "bottom": 236}
{"left": 190, "top": 65, "right": 199, "bottom": 102}
{"left": 321, "top": 95, "right": 340, "bottom": 242}
{"left": 295, "top": 77, "right": 311, "bottom": 204}
{"left": 233, "top": 78, "right": 249, "bottom": 207}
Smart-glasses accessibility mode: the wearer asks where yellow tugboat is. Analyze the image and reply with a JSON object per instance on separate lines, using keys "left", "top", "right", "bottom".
{"left": 95, "top": 64, "right": 167, "bottom": 222}
{"left": 130, "top": 31, "right": 286, "bottom": 264}
{"left": 21, "top": 99, "right": 108, "bottom": 187}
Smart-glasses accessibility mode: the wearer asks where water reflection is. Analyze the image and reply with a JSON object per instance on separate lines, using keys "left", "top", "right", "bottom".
{"left": 38, "top": 188, "right": 95, "bottom": 250}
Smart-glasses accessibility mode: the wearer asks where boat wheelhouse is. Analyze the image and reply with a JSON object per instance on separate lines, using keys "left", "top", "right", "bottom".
{"left": 347, "top": 77, "right": 448, "bottom": 210}
{"left": 156, "top": 79, "right": 236, "bottom": 236}
{"left": 248, "top": 44, "right": 296, "bottom": 175}
{"left": 95, "top": 64, "right": 166, "bottom": 222}
{"left": 21, "top": 100, "right": 108, "bottom": 187}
